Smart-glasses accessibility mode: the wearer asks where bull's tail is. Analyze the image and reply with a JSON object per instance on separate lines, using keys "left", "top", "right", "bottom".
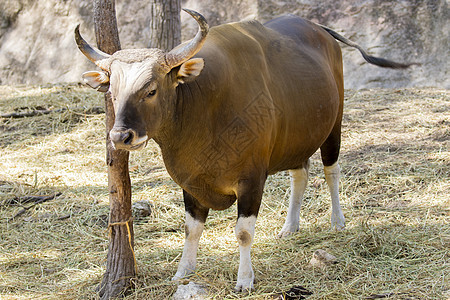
{"left": 319, "top": 25, "right": 419, "bottom": 69}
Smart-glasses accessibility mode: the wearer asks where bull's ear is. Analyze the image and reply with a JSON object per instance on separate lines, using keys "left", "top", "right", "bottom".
{"left": 81, "top": 71, "right": 110, "bottom": 92}
{"left": 177, "top": 58, "right": 204, "bottom": 84}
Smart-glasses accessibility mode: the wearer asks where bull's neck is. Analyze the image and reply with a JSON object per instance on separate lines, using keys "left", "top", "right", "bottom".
{"left": 153, "top": 81, "right": 205, "bottom": 154}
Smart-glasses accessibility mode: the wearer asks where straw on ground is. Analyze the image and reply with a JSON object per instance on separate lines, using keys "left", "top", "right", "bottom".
{"left": 0, "top": 85, "right": 448, "bottom": 299}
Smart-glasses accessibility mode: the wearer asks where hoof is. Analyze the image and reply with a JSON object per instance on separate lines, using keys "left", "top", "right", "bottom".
{"left": 172, "top": 271, "right": 193, "bottom": 282}
{"left": 278, "top": 230, "right": 295, "bottom": 238}
{"left": 233, "top": 283, "right": 253, "bottom": 294}
{"left": 278, "top": 223, "right": 299, "bottom": 238}
{"left": 331, "top": 213, "right": 345, "bottom": 231}
{"left": 234, "top": 276, "right": 254, "bottom": 293}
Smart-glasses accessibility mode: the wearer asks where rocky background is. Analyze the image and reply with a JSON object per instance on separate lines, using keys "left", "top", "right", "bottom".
{"left": 0, "top": 0, "right": 448, "bottom": 88}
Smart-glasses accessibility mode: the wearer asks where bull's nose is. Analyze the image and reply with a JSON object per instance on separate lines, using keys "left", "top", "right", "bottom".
{"left": 110, "top": 128, "right": 135, "bottom": 146}
{"left": 109, "top": 128, "right": 148, "bottom": 151}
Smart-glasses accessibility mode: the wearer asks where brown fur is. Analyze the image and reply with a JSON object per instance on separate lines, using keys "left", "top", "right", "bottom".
{"left": 83, "top": 16, "right": 348, "bottom": 216}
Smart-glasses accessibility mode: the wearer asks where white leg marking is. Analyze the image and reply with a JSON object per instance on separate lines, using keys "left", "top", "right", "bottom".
{"left": 234, "top": 215, "right": 257, "bottom": 292}
{"left": 279, "top": 164, "right": 309, "bottom": 238}
{"left": 324, "top": 162, "right": 345, "bottom": 230}
{"left": 172, "top": 212, "right": 204, "bottom": 280}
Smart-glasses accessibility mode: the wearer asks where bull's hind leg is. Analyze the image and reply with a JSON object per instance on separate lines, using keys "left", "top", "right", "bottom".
{"left": 172, "top": 190, "right": 209, "bottom": 280}
{"left": 320, "top": 126, "right": 345, "bottom": 230}
{"left": 324, "top": 161, "right": 345, "bottom": 230}
{"left": 278, "top": 159, "right": 310, "bottom": 238}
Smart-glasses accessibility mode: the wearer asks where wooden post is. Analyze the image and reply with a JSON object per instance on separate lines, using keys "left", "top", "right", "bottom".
{"left": 93, "top": 1, "right": 136, "bottom": 299}
{"left": 92, "top": 0, "right": 181, "bottom": 298}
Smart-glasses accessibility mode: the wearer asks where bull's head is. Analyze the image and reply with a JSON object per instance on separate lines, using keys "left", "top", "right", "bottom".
{"left": 75, "top": 9, "right": 208, "bottom": 151}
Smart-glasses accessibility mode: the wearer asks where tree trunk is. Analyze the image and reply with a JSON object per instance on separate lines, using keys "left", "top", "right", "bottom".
{"left": 93, "top": 1, "right": 136, "bottom": 299}
{"left": 92, "top": 1, "right": 181, "bottom": 298}
{"left": 148, "top": 0, "right": 181, "bottom": 51}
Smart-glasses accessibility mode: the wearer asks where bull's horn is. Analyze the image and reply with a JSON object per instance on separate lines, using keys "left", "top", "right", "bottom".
{"left": 165, "top": 9, "right": 209, "bottom": 69}
{"left": 75, "top": 24, "right": 111, "bottom": 69}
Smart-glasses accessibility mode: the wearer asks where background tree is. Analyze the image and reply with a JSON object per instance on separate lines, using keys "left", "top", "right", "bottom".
{"left": 149, "top": 0, "right": 181, "bottom": 51}
{"left": 92, "top": 0, "right": 180, "bottom": 298}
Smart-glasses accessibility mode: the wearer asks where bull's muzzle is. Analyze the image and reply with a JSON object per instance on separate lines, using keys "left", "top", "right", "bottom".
{"left": 109, "top": 128, "right": 148, "bottom": 151}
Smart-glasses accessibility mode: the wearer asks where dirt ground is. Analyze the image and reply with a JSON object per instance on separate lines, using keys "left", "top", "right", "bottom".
{"left": 0, "top": 85, "right": 448, "bottom": 299}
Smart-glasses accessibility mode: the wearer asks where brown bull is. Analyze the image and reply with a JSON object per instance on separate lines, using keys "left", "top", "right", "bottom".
{"left": 75, "top": 9, "right": 412, "bottom": 291}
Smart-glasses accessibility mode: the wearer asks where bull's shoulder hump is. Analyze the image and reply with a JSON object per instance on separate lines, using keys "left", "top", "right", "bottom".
{"left": 208, "top": 19, "right": 274, "bottom": 41}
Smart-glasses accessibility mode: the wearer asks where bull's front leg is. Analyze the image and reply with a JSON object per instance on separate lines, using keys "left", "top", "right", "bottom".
{"left": 235, "top": 215, "right": 257, "bottom": 292}
{"left": 172, "top": 190, "right": 209, "bottom": 281}
{"left": 234, "top": 177, "right": 265, "bottom": 292}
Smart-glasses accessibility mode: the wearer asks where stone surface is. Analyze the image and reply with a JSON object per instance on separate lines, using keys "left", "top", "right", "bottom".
{"left": 309, "top": 249, "right": 338, "bottom": 268}
{"left": 172, "top": 282, "right": 208, "bottom": 300}
{"left": 131, "top": 200, "right": 153, "bottom": 220}
{"left": 0, "top": 0, "right": 448, "bottom": 88}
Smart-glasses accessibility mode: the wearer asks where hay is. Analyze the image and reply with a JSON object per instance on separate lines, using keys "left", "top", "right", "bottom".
{"left": 0, "top": 85, "right": 448, "bottom": 299}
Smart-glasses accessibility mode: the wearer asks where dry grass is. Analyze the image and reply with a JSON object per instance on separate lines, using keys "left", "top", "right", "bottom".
{"left": 0, "top": 85, "right": 448, "bottom": 299}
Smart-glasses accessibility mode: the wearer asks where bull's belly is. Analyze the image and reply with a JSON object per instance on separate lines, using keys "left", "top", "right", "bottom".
{"left": 267, "top": 114, "right": 336, "bottom": 173}
{"left": 268, "top": 143, "right": 321, "bottom": 174}
{"left": 267, "top": 93, "right": 340, "bottom": 172}
{"left": 164, "top": 162, "right": 238, "bottom": 210}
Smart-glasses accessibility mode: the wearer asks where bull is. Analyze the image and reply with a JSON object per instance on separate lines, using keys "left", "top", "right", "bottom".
{"left": 75, "top": 9, "right": 412, "bottom": 292}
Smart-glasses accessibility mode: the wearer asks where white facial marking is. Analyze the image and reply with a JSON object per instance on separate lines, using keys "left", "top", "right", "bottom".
{"left": 324, "top": 162, "right": 345, "bottom": 230}
{"left": 279, "top": 163, "right": 309, "bottom": 238}
{"left": 110, "top": 59, "right": 158, "bottom": 99}
{"left": 172, "top": 212, "right": 205, "bottom": 280}
{"left": 234, "top": 215, "right": 257, "bottom": 292}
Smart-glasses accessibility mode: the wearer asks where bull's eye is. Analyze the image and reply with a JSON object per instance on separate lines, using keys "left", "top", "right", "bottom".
{"left": 147, "top": 90, "right": 157, "bottom": 97}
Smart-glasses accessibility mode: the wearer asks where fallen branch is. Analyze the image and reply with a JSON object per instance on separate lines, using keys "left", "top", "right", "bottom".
{"left": 1, "top": 108, "right": 66, "bottom": 118}
{"left": 1, "top": 106, "right": 104, "bottom": 118}
{"left": 6, "top": 193, "right": 62, "bottom": 205}
{"left": 9, "top": 192, "right": 62, "bottom": 220}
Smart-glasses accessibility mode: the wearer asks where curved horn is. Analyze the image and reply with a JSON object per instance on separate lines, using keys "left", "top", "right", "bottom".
{"left": 165, "top": 9, "right": 209, "bottom": 69}
{"left": 74, "top": 24, "right": 111, "bottom": 68}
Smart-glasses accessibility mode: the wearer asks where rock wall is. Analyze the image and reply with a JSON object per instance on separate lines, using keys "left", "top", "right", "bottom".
{"left": 0, "top": 0, "right": 448, "bottom": 88}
